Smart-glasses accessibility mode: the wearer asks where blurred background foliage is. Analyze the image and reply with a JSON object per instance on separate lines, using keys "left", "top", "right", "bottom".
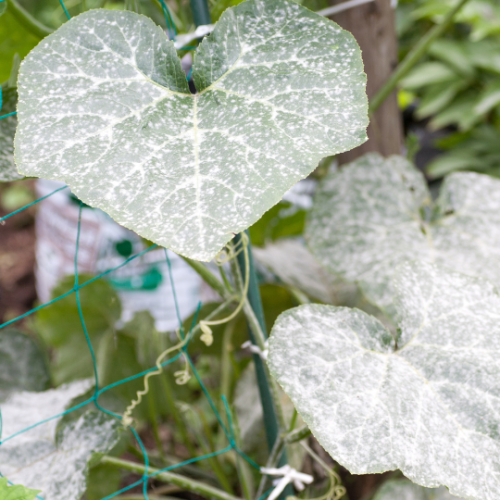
{"left": 397, "top": 0, "right": 500, "bottom": 179}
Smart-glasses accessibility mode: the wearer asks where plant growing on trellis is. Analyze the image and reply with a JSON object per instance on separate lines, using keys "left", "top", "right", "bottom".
{"left": 4, "top": 0, "right": 499, "bottom": 499}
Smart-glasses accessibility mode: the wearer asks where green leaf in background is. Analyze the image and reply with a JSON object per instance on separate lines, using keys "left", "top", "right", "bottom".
{"left": 372, "top": 479, "right": 462, "bottom": 500}
{"left": 15, "top": 0, "right": 368, "bottom": 261}
{"left": 0, "top": 2, "right": 6, "bottom": 17}
{"left": 306, "top": 153, "right": 500, "bottom": 318}
{"left": 268, "top": 261, "right": 500, "bottom": 500}
{"left": 427, "top": 125, "right": 500, "bottom": 179}
{"left": 0, "top": 12, "right": 38, "bottom": 82}
{"left": 0, "top": 86, "right": 23, "bottom": 182}
{"left": 0, "top": 380, "right": 121, "bottom": 500}
{"left": 36, "top": 275, "right": 121, "bottom": 384}
{"left": 0, "top": 329, "right": 50, "bottom": 401}
{"left": 427, "top": 39, "right": 475, "bottom": 77}
{"left": 0, "top": 478, "right": 40, "bottom": 500}
{"left": 400, "top": 62, "right": 457, "bottom": 89}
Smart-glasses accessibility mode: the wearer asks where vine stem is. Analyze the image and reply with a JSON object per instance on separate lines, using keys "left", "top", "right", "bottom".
{"left": 100, "top": 456, "right": 242, "bottom": 500}
{"left": 7, "top": 0, "right": 53, "bottom": 38}
{"left": 181, "top": 257, "right": 230, "bottom": 300}
{"left": 369, "top": 0, "right": 471, "bottom": 114}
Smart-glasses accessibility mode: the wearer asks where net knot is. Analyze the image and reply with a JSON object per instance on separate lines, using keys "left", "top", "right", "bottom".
{"left": 241, "top": 340, "right": 268, "bottom": 361}
{"left": 260, "top": 465, "right": 313, "bottom": 500}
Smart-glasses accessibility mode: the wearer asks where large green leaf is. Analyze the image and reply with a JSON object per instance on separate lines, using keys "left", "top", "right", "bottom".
{"left": 372, "top": 479, "right": 462, "bottom": 500}
{"left": 0, "top": 329, "right": 50, "bottom": 401}
{"left": 14, "top": 0, "right": 367, "bottom": 261}
{"left": 306, "top": 153, "right": 500, "bottom": 318}
{"left": 0, "top": 380, "right": 121, "bottom": 500}
{"left": 0, "top": 86, "right": 23, "bottom": 181}
{"left": 268, "top": 261, "right": 500, "bottom": 500}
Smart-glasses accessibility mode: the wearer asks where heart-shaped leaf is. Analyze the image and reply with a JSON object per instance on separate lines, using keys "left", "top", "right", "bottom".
{"left": 306, "top": 153, "right": 500, "bottom": 318}
{"left": 372, "top": 479, "right": 462, "bottom": 500}
{"left": 268, "top": 261, "right": 500, "bottom": 500}
{"left": 0, "top": 380, "right": 121, "bottom": 500}
{"left": 15, "top": 0, "right": 367, "bottom": 260}
{"left": 0, "top": 86, "right": 23, "bottom": 181}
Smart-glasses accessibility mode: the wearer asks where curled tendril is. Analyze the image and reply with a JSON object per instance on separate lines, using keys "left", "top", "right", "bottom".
{"left": 199, "top": 233, "right": 250, "bottom": 346}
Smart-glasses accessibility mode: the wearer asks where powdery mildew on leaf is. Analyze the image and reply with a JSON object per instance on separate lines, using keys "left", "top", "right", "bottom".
{"left": 306, "top": 153, "right": 500, "bottom": 317}
{"left": 15, "top": 0, "right": 367, "bottom": 261}
{"left": 372, "top": 479, "right": 462, "bottom": 500}
{"left": 0, "top": 380, "right": 120, "bottom": 500}
{"left": 268, "top": 261, "right": 500, "bottom": 500}
{"left": 0, "top": 87, "right": 23, "bottom": 182}
{"left": 253, "top": 239, "right": 356, "bottom": 303}
{"left": 0, "top": 329, "right": 50, "bottom": 401}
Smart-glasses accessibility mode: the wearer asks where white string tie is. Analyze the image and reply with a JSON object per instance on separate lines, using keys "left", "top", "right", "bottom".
{"left": 241, "top": 340, "right": 268, "bottom": 360}
{"left": 260, "top": 465, "right": 314, "bottom": 500}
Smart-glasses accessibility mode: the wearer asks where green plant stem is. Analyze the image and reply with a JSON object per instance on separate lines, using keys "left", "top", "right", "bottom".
{"left": 147, "top": 390, "right": 166, "bottom": 463}
{"left": 7, "top": 0, "right": 53, "bottom": 38}
{"left": 101, "top": 456, "right": 242, "bottom": 500}
{"left": 159, "top": 371, "right": 196, "bottom": 456}
{"left": 369, "top": 0, "right": 471, "bottom": 114}
{"left": 181, "top": 257, "right": 230, "bottom": 300}
{"left": 288, "top": 286, "right": 311, "bottom": 305}
{"left": 286, "top": 425, "right": 311, "bottom": 444}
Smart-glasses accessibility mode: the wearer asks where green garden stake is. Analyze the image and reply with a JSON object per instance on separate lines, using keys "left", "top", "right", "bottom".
{"left": 235, "top": 231, "right": 294, "bottom": 498}
{"left": 190, "top": 0, "right": 211, "bottom": 27}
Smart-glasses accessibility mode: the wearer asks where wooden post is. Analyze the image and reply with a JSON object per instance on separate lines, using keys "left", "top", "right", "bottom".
{"left": 329, "top": 0, "right": 403, "bottom": 161}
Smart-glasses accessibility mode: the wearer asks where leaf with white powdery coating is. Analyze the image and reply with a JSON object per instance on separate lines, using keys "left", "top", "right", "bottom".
{"left": 372, "top": 479, "right": 463, "bottom": 500}
{"left": 306, "top": 152, "right": 500, "bottom": 318}
{"left": 0, "top": 329, "right": 50, "bottom": 401}
{"left": 14, "top": 0, "right": 367, "bottom": 261}
{"left": 0, "top": 380, "right": 122, "bottom": 500}
{"left": 268, "top": 261, "right": 500, "bottom": 500}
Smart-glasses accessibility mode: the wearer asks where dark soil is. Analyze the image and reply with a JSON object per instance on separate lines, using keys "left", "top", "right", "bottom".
{"left": 0, "top": 181, "right": 37, "bottom": 325}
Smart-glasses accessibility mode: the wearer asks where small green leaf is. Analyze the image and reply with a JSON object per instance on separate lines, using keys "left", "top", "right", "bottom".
{"left": 15, "top": 0, "right": 367, "bottom": 261}
{"left": 268, "top": 261, "right": 500, "bottom": 500}
{"left": 306, "top": 153, "right": 500, "bottom": 318}
{"left": 0, "top": 478, "right": 40, "bottom": 500}
{"left": 0, "top": 381, "right": 121, "bottom": 500}
{"left": 0, "top": 2, "right": 6, "bottom": 18}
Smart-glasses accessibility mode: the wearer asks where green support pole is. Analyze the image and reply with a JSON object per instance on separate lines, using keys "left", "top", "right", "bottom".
{"left": 190, "top": 0, "right": 211, "bottom": 26}
{"left": 235, "top": 232, "right": 293, "bottom": 498}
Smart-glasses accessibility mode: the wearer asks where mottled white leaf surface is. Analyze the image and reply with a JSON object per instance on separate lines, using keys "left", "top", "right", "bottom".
{"left": 268, "top": 261, "right": 500, "bottom": 500}
{"left": 15, "top": 0, "right": 367, "bottom": 260}
{"left": 373, "top": 479, "right": 462, "bottom": 500}
{"left": 0, "top": 380, "right": 121, "bottom": 500}
{"left": 306, "top": 153, "right": 500, "bottom": 317}
{"left": 0, "top": 329, "right": 50, "bottom": 401}
{"left": 253, "top": 239, "right": 356, "bottom": 303}
{"left": 0, "top": 87, "right": 23, "bottom": 181}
